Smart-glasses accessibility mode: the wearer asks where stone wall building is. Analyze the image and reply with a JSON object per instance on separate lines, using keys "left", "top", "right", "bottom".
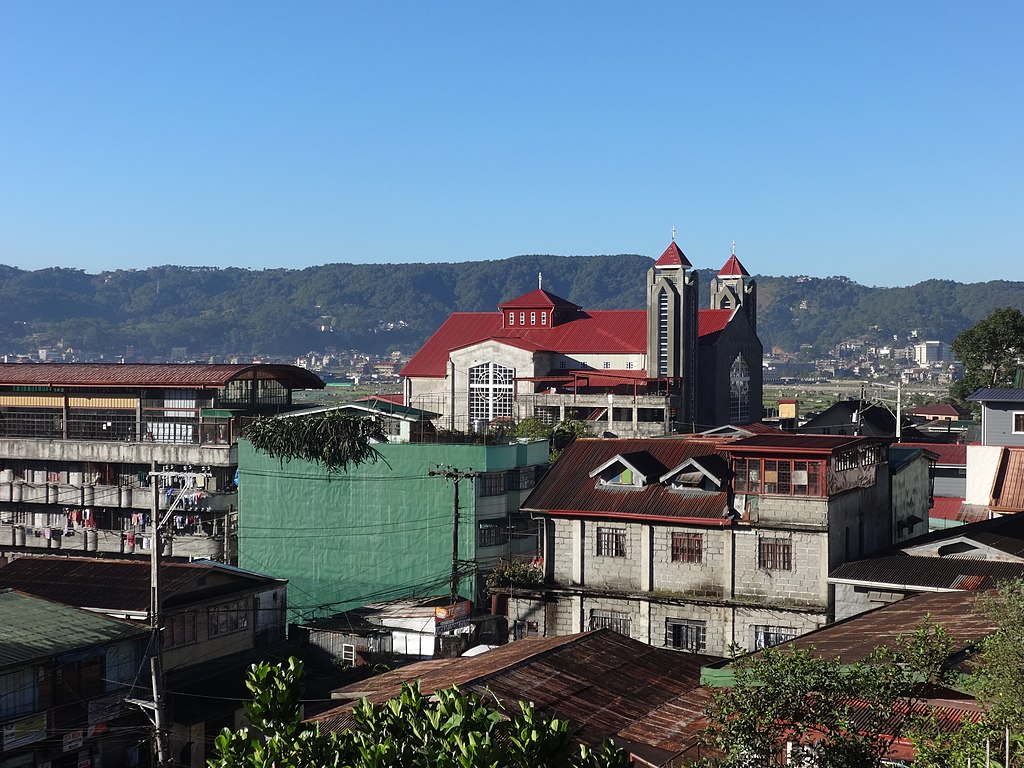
{"left": 507, "top": 433, "right": 894, "bottom": 656}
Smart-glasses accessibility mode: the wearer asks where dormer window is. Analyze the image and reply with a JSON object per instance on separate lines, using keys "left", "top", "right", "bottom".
{"left": 508, "top": 312, "right": 515, "bottom": 326}
{"left": 541, "top": 312, "right": 547, "bottom": 325}
{"left": 520, "top": 312, "right": 526, "bottom": 325}
{"left": 589, "top": 454, "right": 650, "bottom": 489}
{"left": 530, "top": 312, "right": 537, "bottom": 325}
{"left": 660, "top": 458, "right": 723, "bottom": 492}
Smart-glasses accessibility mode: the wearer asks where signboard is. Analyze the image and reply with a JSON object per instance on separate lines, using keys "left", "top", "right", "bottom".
{"left": 434, "top": 600, "right": 470, "bottom": 622}
{"left": 63, "top": 730, "right": 84, "bottom": 752}
{"left": 434, "top": 617, "right": 472, "bottom": 635}
{"left": 2, "top": 712, "right": 48, "bottom": 750}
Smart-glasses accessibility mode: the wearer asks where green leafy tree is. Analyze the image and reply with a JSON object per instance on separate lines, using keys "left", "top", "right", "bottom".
{"left": 209, "top": 657, "right": 631, "bottom": 768}
{"left": 698, "top": 622, "right": 957, "bottom": 767}
{"left": 951, "top": 307, "right": 1024, "bottom": 401}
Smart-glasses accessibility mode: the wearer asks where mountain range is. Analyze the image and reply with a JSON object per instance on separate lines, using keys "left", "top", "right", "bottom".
{"left": 1, "top": 258, "right": 1020, "bottom": 360}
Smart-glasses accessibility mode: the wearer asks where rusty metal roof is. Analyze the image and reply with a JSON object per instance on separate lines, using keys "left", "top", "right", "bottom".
{"left": 829, "top": 552, "right": 1024, "bottom": 592}
{"left": 0, "top": 555, "right": 280, "bottom": 613}
{"left": 521, "top": 438, "right": 732, "bottom": 523}
{"left": 779, "top": 591, "right": 995, "bottom": 664}
{"left": 991, "top": 448, "right": 1024, "bottom": 513}
{"left": 0, "top": 362, "right": 324, "bottom": 389}
{"left": 725, "top": 434, "right": 883, "bottom": 456}
{"left": 901, "top": 511, "right": 1024, "bottom": 558}
{"left": 313, "top": 629, "right": 720, "bottom": 750}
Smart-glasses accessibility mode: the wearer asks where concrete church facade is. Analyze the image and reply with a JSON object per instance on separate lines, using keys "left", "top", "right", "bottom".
{"left": 401, "top": 240, "right": 763, "bottom": 437}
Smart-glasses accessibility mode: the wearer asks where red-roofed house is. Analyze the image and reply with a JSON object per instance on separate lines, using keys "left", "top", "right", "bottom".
{"left": 401, "top": 240, "right": 762, "bottom": 437}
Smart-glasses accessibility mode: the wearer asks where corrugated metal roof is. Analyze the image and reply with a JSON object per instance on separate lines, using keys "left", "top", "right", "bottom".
{"left": 898, "top": 442, "right": 967, "bottom": 466}
{"left": 697, "top": 309, "right": 733, "bottom": 337}
{"left": 829, "top": 552, "right": 1024, "bottom": 591}
{"left": 902, "top": 511, "right": 1024, "bottom": 557}
{"left": 725, "top": 434, "right": 877, "bottom": 455}
{"left": 313, "top": 629, "right": 720, "bottom": 749}
{"left": 0, "top": 589, "right": 147, "bottom": 669}
{"left": 0, "top": 555, "right": 279, "bottom": 613}
{"left": 928, "top": 496, "right": 970, "bottom": 521}
{"left": 967, "top": 388, "right": 1024, "bottom": 402}
{"left": 778, "top": 591, "right": 995, "bottom": 663}
{"left": 990, "top": 448, "right": 1024, "bottom": 512}
{"left": 522, "top": 438, "right": 731, "bottom": 522}
{"left": 0, "top": 362, "right": 324, "bottom": 389}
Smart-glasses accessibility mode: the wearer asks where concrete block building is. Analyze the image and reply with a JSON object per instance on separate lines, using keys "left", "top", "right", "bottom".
{"left": 507, "top": 433, "right": 895, "bottom": 656}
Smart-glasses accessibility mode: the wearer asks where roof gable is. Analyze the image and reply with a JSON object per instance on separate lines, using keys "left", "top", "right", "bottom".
{"left": 498, "top": 288, "right": 580, "bottom": 311}
{"left": 660, "top": 456, "right": 725, "bottom": 490}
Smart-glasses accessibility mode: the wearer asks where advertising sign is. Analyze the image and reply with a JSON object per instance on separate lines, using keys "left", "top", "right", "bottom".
{"left": 2, "top": 712, "right": 48, "bottom": 750}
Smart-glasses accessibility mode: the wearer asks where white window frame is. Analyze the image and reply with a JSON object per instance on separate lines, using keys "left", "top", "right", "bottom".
{"left": 468, "top": 362, "right": 514, "bottom": 422}
{"left": 1013, "top": 411, "right": 1024, "bottom": 434}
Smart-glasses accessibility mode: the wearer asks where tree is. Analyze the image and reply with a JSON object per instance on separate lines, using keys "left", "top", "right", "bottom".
{"left": 209, "top": 657, "right": 631, "bottom": 768}
{"left": 242, "top": 411, "right": 384, "bottom": 473}
{"left": 951, "top": 307, "right": 1024, "bottom": 402}
{"left": 698, "top": 622, "right": 957, "bottom": 767}
{"left": 971, "top": 579, "right": 1024, "bottom": 732}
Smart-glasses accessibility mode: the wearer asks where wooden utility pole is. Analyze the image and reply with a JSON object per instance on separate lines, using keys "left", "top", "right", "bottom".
{"left": 428, "top": 465, "right": 480, "bottom": 604}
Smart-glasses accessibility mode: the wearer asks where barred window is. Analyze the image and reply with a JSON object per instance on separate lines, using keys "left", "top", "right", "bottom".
{"left": 590, "top": 609, "right": 630, "bottom": 635}
{"left": 666, "top": 619, "right": 707, "bottom": 652}
{"left": 758, "top": 537, "right": 792, "bottom": 571}
{"left": 469, "top": 362, "right": 514, "bottom": 422}
{"left": 479, "top": 472, "right": 506, "bottom": 497}
{"left": 506, "top": 466, "right": 536, "bottom": 491}
{"left": 596, "top": 527, "right": 627, "bottom": 557}
{"left": 671, "top": 532, "right": 703, "bottom": 563}
{"left": 478, "top": 520, "right": 508, "bottom": 548}
{"left": 753, "top": 624, "right": 796, "bottom": 650}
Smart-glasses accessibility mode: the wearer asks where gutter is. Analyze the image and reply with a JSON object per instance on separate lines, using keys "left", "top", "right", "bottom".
{"left": 827, "top": 577, "right": 959, "bottom": 593}
{"left": 523, "top": 508, "right": 735, "bottom": 527}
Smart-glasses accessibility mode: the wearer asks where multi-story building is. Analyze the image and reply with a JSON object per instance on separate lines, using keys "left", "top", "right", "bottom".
{"left": 237, "top": 432, "right": 551, "bottom": 621}
{"left": 508, "top": 434, "right": 895, "bottom": 657}
{"left": 0, "top": 363, "right": 323, "bottom": 560}
{"left": 0, "top": 589, "right": 150, "bottom": 768}
{"left": 0, "top": 555, "right": 287, "bottom": 767}
{"left": 401, "top": 239, "right": 763, "bottom": 437}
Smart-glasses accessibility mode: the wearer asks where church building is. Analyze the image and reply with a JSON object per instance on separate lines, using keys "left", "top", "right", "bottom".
{"left": 401, "top": 239, "right": 763, "bottom": 437}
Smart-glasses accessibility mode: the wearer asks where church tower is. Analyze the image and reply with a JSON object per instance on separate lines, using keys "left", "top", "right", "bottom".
{"left": 710, "top": 243, "right": 757, "bottom": 330}
{"left": 646, "top": 239, "right": 699, "bottom": 427}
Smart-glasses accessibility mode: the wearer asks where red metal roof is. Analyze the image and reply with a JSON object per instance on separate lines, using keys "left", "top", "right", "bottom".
{"left": 654, "top": 240, "right": 691, "bottom": 268}
{"left": 0, "top": 362, "right": 324, "bottom": 390}
{"left": 522, "top": 438, "right": 733, "bottom": 523}
{"left": 697, "top": 308, "right": 733, "bottom": 336}
{"left": 717, "top": 253, "right": 750, "bottom": 277}
{"left": 929, "top": 496, "right": 968, "bottom": 521}
{"left": 898, "top": 441, "right": 967, "bottom": 466}
{"left": 498, "top": 288, "right": 581, "bottom": 311}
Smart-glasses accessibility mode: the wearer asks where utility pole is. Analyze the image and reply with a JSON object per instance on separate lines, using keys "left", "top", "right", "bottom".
{"left": 428, "top": 465, "right": 480, "bottom": 604}
{"left": 131, "top": 464, "right": 210, "bottom": 766}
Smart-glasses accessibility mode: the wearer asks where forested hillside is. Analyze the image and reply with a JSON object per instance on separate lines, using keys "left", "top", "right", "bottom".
{"left": 0, "top": 257, "right": 1020, "bottom": 359}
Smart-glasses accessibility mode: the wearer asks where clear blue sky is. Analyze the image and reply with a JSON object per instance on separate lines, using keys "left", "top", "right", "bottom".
{"left": 1, "top": 2, "right": 1020, "bottom": 287}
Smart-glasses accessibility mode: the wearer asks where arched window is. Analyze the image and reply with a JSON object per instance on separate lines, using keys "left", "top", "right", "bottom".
{"left": 729, "top": 354, "right": 750, "bottom": 423}
{"left": 469, "top": 362, "right": 514, "bottom": 422}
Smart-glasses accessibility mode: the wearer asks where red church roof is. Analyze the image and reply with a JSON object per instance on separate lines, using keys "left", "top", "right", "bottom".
{"left": 498, "top": 289, "right": 581, "bottom": 311}
{"left": 402, "top": 305, "right": 736, "bottom": 378}
{"left": 654, "top": 241, "right": 691, "bottom": 268}
{"left": 718, "top": 253, "right": 750, "bottom": 277}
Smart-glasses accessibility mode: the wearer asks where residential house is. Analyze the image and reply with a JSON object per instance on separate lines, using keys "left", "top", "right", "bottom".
{"left": 965, "top": 388, "right": 1024, "bottom": 515}
{"left": 0, "top": 555, "right": 287, "bottom": 767}
{"left": 507, "top": 433, "right": 894, "bottom": 657}
{"left": 0, "top": 589, "right": 150, "bottom": 768}
{"left": 897, "top": 441, "right": 970, "bottom": 530}
{"left": 0, "top": 363, "right": 323, "bottom": 561}
{"left": 829, "top": 512, "right": 1024, "bottom": 619}
{"left": 888, "top": 445, "right": 937, "bottom": 543}
{"left": 799, "top": 398, "right": 923, "bottom": 439}
{"left": 401, "top": 240, "right": 763, "bottom": 437}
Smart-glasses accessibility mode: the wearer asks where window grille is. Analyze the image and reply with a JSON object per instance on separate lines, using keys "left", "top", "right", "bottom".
{"left": 758, "top": 537, "right": 792, "bottom": 571}
{"left": 671, "top": 532, "right": 703, "bottom": 563}
{"left": 666, "top": 619, "right": 707, "bottom": 652}
{"left": 596, "top": 527, "right": 627, "bottom": 557}
{"left": 590, "top": 609, "right": 630, "bottom": 635}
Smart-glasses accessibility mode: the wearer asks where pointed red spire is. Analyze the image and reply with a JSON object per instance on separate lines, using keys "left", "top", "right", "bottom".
{"left": 718, "top": 253, "right": 750, "bottom": 277}
{"left": 655, "top": 241, "right": 691, "bottom": 268}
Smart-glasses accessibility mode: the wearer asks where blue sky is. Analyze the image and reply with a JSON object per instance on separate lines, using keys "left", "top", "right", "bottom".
{"left": 1, "top": 2, "right": 1020, "bottom": 287}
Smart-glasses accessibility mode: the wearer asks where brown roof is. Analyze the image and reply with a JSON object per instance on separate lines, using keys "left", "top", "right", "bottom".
{"left": 991, "top": 448, "right": 1024, "bottom": 513}
{"left": 0, "top": 362, "right": 324, "bottom": 390}
{"left": 830, "top": 552, "right": 1024, "bottom": 592}
{"left": 521, "top": 438, "right": 732, "bottom": 524}
{"left": 0, "top": 555, "right": 279, "bottom": 613}
{"left": 313, "top": 629, "right": 720, "bottom": 750}
{"left": 726, "top": 434, "right": 883, "bottom": 456}
{"left": 780, "top": 591, "right": 995, "bottom": 664}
